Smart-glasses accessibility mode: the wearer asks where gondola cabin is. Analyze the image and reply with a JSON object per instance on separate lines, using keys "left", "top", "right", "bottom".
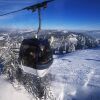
{"left": 19, "top": 38, "right": 53, "bottom": 77}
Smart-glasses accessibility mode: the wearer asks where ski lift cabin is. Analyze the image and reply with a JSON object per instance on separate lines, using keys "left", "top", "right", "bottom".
{"left": 19, "top": 38, "right": 53, "bottom": 70}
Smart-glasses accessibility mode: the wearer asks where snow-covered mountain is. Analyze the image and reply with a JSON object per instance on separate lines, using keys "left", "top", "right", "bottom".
{"left": 0, "top": 29, "right": 100, "bottom": 100}
{"left": 0, "top": 30, "right": 99, "bottom": 54}
{"left": 0, "top": 47, "right": 100, "bottom": 100}
{"left": 85, "top": 30, "right": 100, "bottom": 39}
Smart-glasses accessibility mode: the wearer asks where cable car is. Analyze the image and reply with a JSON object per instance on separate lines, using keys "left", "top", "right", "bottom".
{"left": 19, "top": 38, "right": 53, "bottom": 77}
{"left": 0, "top": 0, "right": 54, "bottom": 77}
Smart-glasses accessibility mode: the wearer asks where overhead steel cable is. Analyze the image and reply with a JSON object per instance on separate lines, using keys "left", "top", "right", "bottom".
{"left": 0, "top": 9, "right": 24, "bottom": 16}
{"left": 0, "top": 0, "right": 54, "bottom": 16}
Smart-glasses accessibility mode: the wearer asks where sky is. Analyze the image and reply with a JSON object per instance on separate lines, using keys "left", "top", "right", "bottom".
{"left": 0, "top": 0, "right": 100, "bottom": 30}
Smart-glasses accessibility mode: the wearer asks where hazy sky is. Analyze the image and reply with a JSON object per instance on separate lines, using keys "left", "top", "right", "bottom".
{"left": 0, "top": 0, "right": 100, "bottom": 30}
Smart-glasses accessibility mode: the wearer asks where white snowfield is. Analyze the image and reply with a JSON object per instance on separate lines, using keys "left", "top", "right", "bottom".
{"left": 0, "top": 47, "right": 100, "bottom": 100}
{"left": 0, "top": 76, "right": 33, "bottom": 100}
{"left": 49, "top": 47, "right": 100, "bottom": 100}
{"left": 0, "top": 36, "right": 5, "bottom": 40}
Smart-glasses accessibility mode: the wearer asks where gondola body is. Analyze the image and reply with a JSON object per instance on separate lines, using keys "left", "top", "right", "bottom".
{"left": 19, "top": 38, "right": 53, "bottom": 77}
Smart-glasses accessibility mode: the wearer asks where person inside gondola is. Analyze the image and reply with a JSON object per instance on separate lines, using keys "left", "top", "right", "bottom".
{"left": 20, "top": 45, "right": 37, "bottom": 68}
{"left": 38, "top": 44, "right": 52, "bottom": 64}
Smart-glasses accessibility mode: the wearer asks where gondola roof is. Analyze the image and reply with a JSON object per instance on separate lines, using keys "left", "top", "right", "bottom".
{"left": 22, "top": 38, "right": 49, "bottom": 46}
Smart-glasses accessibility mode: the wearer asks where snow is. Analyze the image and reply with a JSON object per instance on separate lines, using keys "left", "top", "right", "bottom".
{"left": 0, "top": 47, "right": 100, "bottom": 100}
{"left": 69, "top": 37, "right": 77, "bottom": 43}
{"left": 63, "top": 30, "right": 68, "bottom": 33}
{"left": 48, "top": 47, "right": 100, "bottom": 99}
{"left": 0, "top": 75, "right": 33, "bottom": 100}
{"left": 0, "top": 37, "right": 5, "bottom": 40}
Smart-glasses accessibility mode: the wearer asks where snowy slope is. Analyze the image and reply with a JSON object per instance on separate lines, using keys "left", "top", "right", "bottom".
{"left": 0, "top": 47, "right": 100, "bottom": 100}
{"left": 48, "top": 47, "right": 100, "bottom": 100}
{"left": 0, "top": 75, "right": 34, "bottom": 100}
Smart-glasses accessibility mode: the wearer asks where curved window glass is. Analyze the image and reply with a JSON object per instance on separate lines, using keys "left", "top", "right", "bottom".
{"left": 19, "top": 39, "right": 53, "bottom": 69}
